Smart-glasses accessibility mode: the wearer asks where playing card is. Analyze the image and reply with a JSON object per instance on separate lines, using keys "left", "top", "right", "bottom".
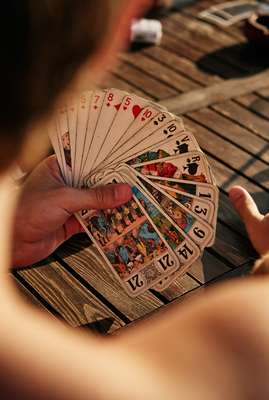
{"left": 85, "top": 119, "right": 186, "bottom": 185}
{"left": 47, "top": 119, "right": 67, "bottom": 180}
{"left": 66, "top": 95, "right": 78, "bottom": 186}
{"left": 84, "top": 89, "right": 127, "bottom": 175}
{"left": 49, "top": 87, "right": 219, "bottom": 295}
{"left": 120, "top": 166, "right": 214, "bottom": 250}
{"left": 91, "top": 93, "right": 150, "bottom": 170}
{"left": 56, "top": 105, "right": 72, "bottom": 185}
{"left": 76, "top": 173, "right": 180, "bottom": 297}
{"left": 80, "top": 89, "right": 107, "bottom": 184}
{"left": 99, "top": 110, "right": 178, "bottom": 170}
{"left": 118, "top": 167, "right": 201, "bottom": 269}
{"left": 133, "top": 151, "right": 213, "bottom": 184}
{"left": 73, "top": 91, "right": 92, "bottom": 187}
{"left": 125, "top": 129, "right": 200, "bottom": 166}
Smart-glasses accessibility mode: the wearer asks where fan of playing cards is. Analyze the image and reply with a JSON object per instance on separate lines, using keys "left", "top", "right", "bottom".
{"left": 48, "top": 88, "right": 219, "bottom": 297}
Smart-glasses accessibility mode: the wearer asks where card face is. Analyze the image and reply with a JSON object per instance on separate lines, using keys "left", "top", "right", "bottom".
{"left": 87, "top": 89, "right": 126, "bottom": 172}
{"left": 122, "top": 168, "right": 213, "bottom": 249}
{"left": 56, "top": 106, "right": 72, "bottom": 185}
{"left": 147, "top": 176, "right": 218, "bottom": 202}
{"left": 92, "top": 93, "right": 150, "bottom": 169}
{"left": 73, "top": 91, "right": 92, "bottom": 187}
{"left": 133, "top": 151, "right": 213, "bottom": 184}
{"left": 66, "top": 95, "right": 78, "bottom": 186}
{"left": 80, "top": 90, "right": 106, "bottom": 182}
{"left": 47, "top": 119, "right": 67, "bottom": 181}
{"left": 155, "top": 182, "right": 215, "bottom": 224}
{"left": 103, "top": 111, "right": 178, "bottom": 169}
{"left": 125, "top": 129, "right": 200, "bottom": 166}
{"left": 77, "top": 173, "right": 180, "bottom": 297}
{"left": 119, "top": 167, "right": 201, "bottom": 266}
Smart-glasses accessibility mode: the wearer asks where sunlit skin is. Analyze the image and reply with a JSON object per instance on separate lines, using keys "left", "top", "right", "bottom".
{"left": 1, "top": 1, "right": 269, "bottom": 399}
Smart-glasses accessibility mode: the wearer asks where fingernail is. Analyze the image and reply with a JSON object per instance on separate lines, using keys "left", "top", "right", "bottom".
{"left": 229, "top": 187, "right": 244, "bottom": 202}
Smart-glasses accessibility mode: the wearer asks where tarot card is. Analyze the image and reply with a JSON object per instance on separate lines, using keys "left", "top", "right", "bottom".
{"left": 119, "top": 170, "right": 201, "bottom": 277}
{"left": 66, "top": 95, "right": 78, "bottom": 186}
{"left": 47, "top": 119, "right": 67, "bottom": 181}
{"left": 92, "top": 93, "right": 150, "bottom": 170}
{"left": 73, "top": 91, "right": 92, "bottom": 187}
{"left": 80, "top": 89, "right": 107, "bottom": 184}
{"left": 133, "top": 151, "right": 213, "bottom": 184}
{"left": 124, "top": 129, "right": 201, "bottom": 166}
{"left": 148, "top": 175, "right": 219, "bottom": 247}
{"left": 101, "top": 111, "right": 178, "bottom": 169}
{"left": 91, "top": 118, "right": 186, "bottom": 179}
{"left": 120, "top": 166, "right": 214, "bottom": 249}
{"left": 84, "top": 89, "right": 127, "bottom": 175}
{"left": 76, "top": 174, "right": 180, "bottom": 297}
{"left": 108, "top": 105, "right": 163, "bottom": 154}
{"left": 151, "top": 180, "right": 215, "bottom": 224}
{"left": 148, "top": 176, "right": 218, "bottom": 203}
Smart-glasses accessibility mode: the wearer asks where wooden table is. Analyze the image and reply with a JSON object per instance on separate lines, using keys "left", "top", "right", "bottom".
{"left": 12, "top": 0, "right": 269, "bottom": 334}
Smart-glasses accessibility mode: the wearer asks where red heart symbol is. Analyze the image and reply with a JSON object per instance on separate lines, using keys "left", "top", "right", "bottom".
{"left": 115, "top": 103, "right": 121, "bottom": 111}
{"left": 141, "top": 117, "right": 145, "bottom": 121}
{"left": 123, "top": 106, "right": 127, "bottom": 110}
{"left": 132, "top": 105, "right": 142, "bottom": 118}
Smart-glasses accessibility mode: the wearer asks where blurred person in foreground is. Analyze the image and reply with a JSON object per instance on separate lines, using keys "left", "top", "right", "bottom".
{"left": 1, "top": 1, "right": 269, "bottom": 399}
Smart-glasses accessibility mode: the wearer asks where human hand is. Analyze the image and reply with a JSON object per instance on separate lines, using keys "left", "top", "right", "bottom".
{"left": 12, "top": 155, "right": 132, "bottom": 267}
{"left": 229, "top": 186, "right": 269, "bottom": 255}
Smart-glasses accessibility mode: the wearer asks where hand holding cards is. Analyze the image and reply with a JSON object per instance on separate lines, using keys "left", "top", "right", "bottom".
{"left": 48, "top": 88, "right": 219, "bottom": 297}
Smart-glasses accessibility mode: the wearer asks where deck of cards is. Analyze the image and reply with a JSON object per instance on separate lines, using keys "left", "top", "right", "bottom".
{"left": 48, "top": 88, "right": 219, "bottom": 297}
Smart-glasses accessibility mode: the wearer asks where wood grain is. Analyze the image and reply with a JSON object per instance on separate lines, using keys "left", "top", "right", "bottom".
{"left": 184, "top": 116, "right": 269, "bottom": 191}
{"left": 159, "top": 71, "right": 269, "bottom": 114}
{"left": 17, "top": 261, "right": 125, "bottom": 333}
{"left": 55, "top": 235, "right": 166, "bottom": 321}
{"left": 188, "top": 107, "right": 269, "bottom": 164}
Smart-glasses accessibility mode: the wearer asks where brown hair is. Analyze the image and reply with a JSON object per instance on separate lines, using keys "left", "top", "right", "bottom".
{"left": 0, "top": 0, "right": 115, "bottom": 170}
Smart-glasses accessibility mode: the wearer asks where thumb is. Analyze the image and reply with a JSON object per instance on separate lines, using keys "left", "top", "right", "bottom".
{"left": 59, "top": 183, "right": 132, "bottom": 213}
{"left": 229, "top": 186, "right": 263, "bottom": 228}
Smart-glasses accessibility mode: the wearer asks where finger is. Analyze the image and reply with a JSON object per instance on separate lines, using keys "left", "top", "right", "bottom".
{"left": 60, "top": 183, "right": 132, "bottom": 214}
{"left": 229, "top": 186, "right": 263, "bottom": 228}
{"left": 252, "top": 253, "right": 269, "bottom": 276}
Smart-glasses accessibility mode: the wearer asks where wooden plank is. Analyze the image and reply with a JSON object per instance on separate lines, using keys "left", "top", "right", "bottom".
{"left": 159, "top": 272, "right": 200, "bottom": 302}
{"left": 120, "top": 52, "right": 198, "bottom": 93}
{"left": 55, "top": 235, "right": 166, "bottom": 321}
{"left": 183, "top": 116, "right": 269, "bottom": 191}
{"left": 212, "top": 99, "right": 269, "bottom": 141}
{"left": 142, "top": 46, "right": 221, "bottom": 86}
{"left": 113, "top": 61, "right": 177, "bottom": 100}
{"left": 158, "top": 70, "right": 269, "bottom": 114}
{"left": 183, "top": 0, "right": 247, "bottom": 42}
{"left": 188, "top": 107, "right": 269, "bottom": 164}
{"left": 100, "top": 73, "right": 150, "bottom": 99}
{"left": 187, "top": 252, "right": 231, "bottom": 284}
{"left": 163, "top": 14, "right": 252, "bottom": 75}
{"left": 213, "top": 223, "right": 256, "bottom": 265}
{"left": 236, "top": 94, "right": 269, "bottom": 120}
{"left": 17, "top": 261, "right": 125, "bottom": 333}
{"left": 256, "top": 87, "right": 269, "bottom": 98}
{"left": 11, "top": 274, "right": 54, "bottom": 314}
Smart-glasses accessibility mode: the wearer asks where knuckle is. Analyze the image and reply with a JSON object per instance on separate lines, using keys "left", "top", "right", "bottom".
{"left": 93, "top": 186, "right": 106, "bottom": 205}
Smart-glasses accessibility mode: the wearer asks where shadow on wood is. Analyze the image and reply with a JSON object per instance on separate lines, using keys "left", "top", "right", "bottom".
{"left": 197, "top": 43, "right": 269, "bottom": 79}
